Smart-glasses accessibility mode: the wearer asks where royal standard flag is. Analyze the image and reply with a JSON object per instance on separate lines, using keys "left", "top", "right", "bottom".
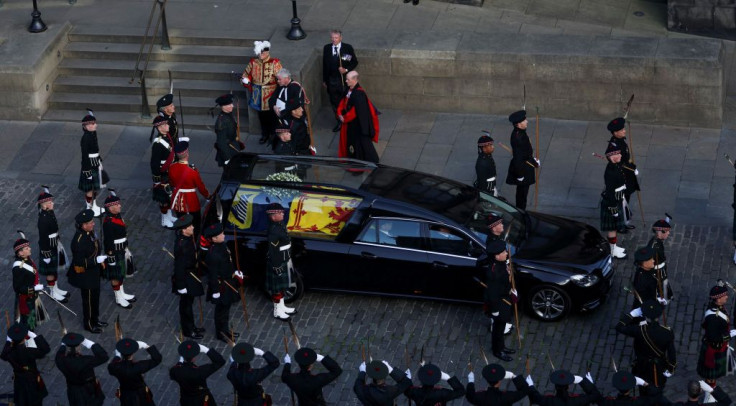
{"left": 287, "top": 192, "right": 362, "bottom": 236}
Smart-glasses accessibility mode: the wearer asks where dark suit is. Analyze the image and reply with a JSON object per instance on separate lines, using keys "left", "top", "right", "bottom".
{"left": 322, "top": 42, "right": 358, "bottom": 111}
{"left": 282, "top": 355, "right": 343, "bottom": 405}
{"left": 0, "top": 335, "right": 50, "bottom": 406}
{"left": 353, "top": 368, "right": 412, "bottom": 405}
{"left": 466, "top": 375, "right": 530, "bottom": 406}
{"left": 169, "top": 348, "right": 226, "bottom": 406}
{"left": 406, "top": 375, "right": 466, "bottom": 405}
{"left": 108, "top": 346, "right": 163, "bottom": 406}
{"left": 55, "top": 343, "right": 109, "bottom": 406}
{"left": 227, "top": 351, "right": 280, "bottom": 406}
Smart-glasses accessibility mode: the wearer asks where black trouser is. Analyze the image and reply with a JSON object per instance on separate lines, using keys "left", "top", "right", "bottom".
{"left": 81, "top": 288, "right": 100, "bottom": 329}
{"left": 257, "top": 110, "right": 278, "bottom": 140}
{"left": 326, "top": 76, "right": 344, "bottom": 112}
{"left": 214, "top": 301, "right": 232, "bottom": 337}
{"left": 490, "top": 312, "right": 507, "bottom": 353}
{"left": 180, "top": 295, "right": 196, "bottom": 335}
{"left": 515, "top": 185, "right": 530, "bottom": 210}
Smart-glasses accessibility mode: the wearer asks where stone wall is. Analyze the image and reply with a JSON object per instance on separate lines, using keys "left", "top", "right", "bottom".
{"left": 668, "top": 0, "right": 736, "bottom": 39}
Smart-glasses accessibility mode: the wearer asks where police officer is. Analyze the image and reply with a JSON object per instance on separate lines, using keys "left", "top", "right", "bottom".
{"left": 616, "top": 300, "right": 676, "bottom": 391}
{"left": 172, "top": 214, "right": 206, "bottom": 340}
{"left": 354, "top": 359, "right": 412, "bottom": 405}
{"left": 648, "top": 217, "right": 674, "bottom": 302}
{"left": 55, "top": 331, "right": 109, "bottom": 406}
{"left": 37, "top": 185, "right": 71, "bottom": 302}
{"left": 600, "top": 143, "right": 628, "bottom": 259}
{"left": 102, "top": 190, "right": 137, "bottom": 309}
{"left": 1, "top": 323, "right": 50, "bottom": 406}
{"left": 69, "top": 209, "right": 107, "bottom": 334}
{"left": 406, "top": 363, "right": 466, "bottom": 405}
{"left": 600, "top": 371, "right": 649, "bottom": 406}
{"left": 485, "top": 240, "right": 515, "bottom": 362}
{"left": 466, "top": 364, "right": 530, "bottom": 406}
{"left": 475, "top": 133, "right": 497, "bottom": 196}
{"left": 169, "top": 141, "right": 210, "bottom": 236}
{"left": 527, "top": 369, "right": 600, "bottom": 406}
{"left": 78, "top": 110, "right": 108, "bottom": 217}
{"left": 12, "top": 231, "right": 46, "bottom": 331}
{"left": 227, "top": 342, "right": 280, "bottom": 405}
{"left": 151, "top": 115, "right": 178, "bottom": 228}
{"left": 266, "top": 203, "right": 297, "bottom": 320}
{"left": 214, "top": 93, "right": 243, "bottom": 167}
{"left": 202, "top": 223, "right": 242, "bottom": 343}
{"left": 631, "top": 247, "right": 660, "bottom": 308}
{"left": 282, "top": 347, "right": 343, "bottom": 405}
{"left": 606, "top": 117, "right": 639, "bottom": 230}
{"left": 170, "top": 340, "right": 225, "bottom": 406}
{"left": 108, "top": 337, "right": 162, "bottom": 406}
{"left": 505, "top": 110, "right": 539, "bottom": 210}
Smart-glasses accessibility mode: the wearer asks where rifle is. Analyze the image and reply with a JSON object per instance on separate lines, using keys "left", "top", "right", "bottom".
{"left": 114, "top": 315, "right": 123, "bottom": 342}
{"left": 623, "top": 285, "right": 643, "bottom": 305}
{"left": 231, "top": 227, "right": 250, "bottom": 328}
{"left": 235, "top": 96, "right": 241, "bottom": 143}
{"left": 506, "top": 247, "right": 522, "bottom": 350}
{"left": 522, "top": 84, "right": 526, "bottom": 111}
{"left": 534, "top": 106, "right": 540, "bottom": 211}
{"left": 303, "top": 86, "right": 317, "bottom": 155}
{"left": 57, "top": 310, "right": 67, "bottom": 335}
{"left": 164, "top": 319, "right": 182, "bottom": 344}
{"left": 610, "top": 347, "right": 618, "bottom": 372}
{"left": 654, "top": 251, "right": 668, "bottom": 326}
{"left": 478, "top": 337, "right": 489, "bottom": 365}
{"left": 623, "top": 94, "right": 634, "bottom": 120}
{"left": 283, "top": 328, "right": 296, "bottom": 406}
{"left": 496, "top": 141, "right": 513, "bottom": 155}
{"left": 724, "top": 153, "right": 735, "bottom": 168}
{"left": 177, "top": 90, "right": 185, "bottom": 139}
{"left": 622, "top": 94, "right": 646, "bottom": 227}
{"left": 591, "top": 153, "right": 636, "bottom": 172}
{"left": 288, "top": 319, "right": 301, "bottom": 349}
{"left": 168, "top": 70, "right": 173, "bottom": 95}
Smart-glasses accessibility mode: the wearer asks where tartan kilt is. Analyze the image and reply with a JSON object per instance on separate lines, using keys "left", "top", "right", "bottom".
{"left": 37, "top": 252, "right": 61, "bottom": 276}
{"left": 697, "top": 341, "right": 729, "bottom": 380}
{"left": 600, "top": 198, "right": 625, "bottom": 232}
{"left": 101, "top": 251, "right": 127, "bottom": 280}
{"left": 152, "top": 183, "right": 171, "bottom": 204}
{"left": 77, "top": 169, "right": 109, "bottom": 192}
{"left": 16, "top": 296, "right": 45, "bottom": 331}
{"left": 265, "top": 259, "right": 290, "bottom": 295}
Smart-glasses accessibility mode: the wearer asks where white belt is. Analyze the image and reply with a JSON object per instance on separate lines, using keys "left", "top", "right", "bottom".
{"left": 654, "top": 262, "right": 665, "bottom": 269}
{"left": 88, "top": 153, "right": 99, "bottom": 158}
{"left": 486, "top": 177, "right": 496, "bottom": 182}
{"left": 114, "top": 238, "right": 127, "bottom": 244}
{"left": 614, "top": 185, "right": 626, "bottom": 192}
{"left": 160, "top": 160, "right": 167, "bottom": 164}
{"left": 155, "top": 138, "right": 170, "bottom": 149}
{"left": 172, "top": 188, "right": 196, "bottom": 210}
{"left": 48, "top": 232, "right": 58, "bottom": 239}
{"left": 280, "top": 243, "right": 291, "bottom": 251}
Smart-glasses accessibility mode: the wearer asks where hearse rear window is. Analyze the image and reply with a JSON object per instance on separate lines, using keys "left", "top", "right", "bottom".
{"left": 228, "top": 183, "right": 363, "bottom": 239}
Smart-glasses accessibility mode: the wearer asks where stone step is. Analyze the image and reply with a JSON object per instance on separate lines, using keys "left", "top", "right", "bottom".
{"left": 57, "top": 58, "right": 243, "bottom": 81}
{"left": 64, "top": 42, "right": 246, "bottom": 64}
{"left": 49, "top": 92, "right": 227, "bottom": 116}
{"left": 53, "top": 75, "right": 240, "bottom": 99}
{"left": 42, "top": 109, "right": 232, "bottom": 131}
{"left": 68, "top": 25, "right": 264, "bottom": 47}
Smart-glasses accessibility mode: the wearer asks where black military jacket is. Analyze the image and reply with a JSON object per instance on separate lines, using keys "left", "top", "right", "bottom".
{"left": 505, "top": 128, "right": 537, "bottom": 186}
{"left": 205, "top": 242, "right": 240, "bottom": 305}
{"left": 1, "top": 335, "right": 51, "bottom": 405}
{"left": 214, "top": 111, "right": 239, "bottom": 166}
{"left": 466, "top": 374, "right": 530, "bottom": 406}
{"left": 475, "top": 153, "right": 497, "bottom": 194}
{"left": 353, "top": 368, "right": 412, "bottom": 405}
{"left": 616, "top": 312, "right": 677, "bottom": 372}
{"left": 406, "top": 375, "right": 466, "bottom": 406}
{"left": 227, "top": 351, "right": 280, "bottom": 405}
{"left": 173, "top": 233, "right": 204, "bottom": 296}
{"left": 528, "top": 378, "right": 601, "bottom": 406}
{"left": 55, "top": 343, "right": 109, "bottom": 405}
{"left": 282, "top": 355, "right": 343, "bottom": 406}
{"left": 69, "top": 229, "right": 102, "bottom": 290}
{"left": 38, "top": 209, "right": 60, "bottom": 255}
{"left": 169, "top": 348, "right": 226, "bottom": 406}
{"left": 107, "top": 345, "right": 162, "bottom": 406}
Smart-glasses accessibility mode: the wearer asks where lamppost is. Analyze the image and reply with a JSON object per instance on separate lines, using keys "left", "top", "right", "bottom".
{"left": 28, "top": 0, "right": 47, "bottom": 33}
{"left": 286, "top": 0, "right": 306, "bottom": 40}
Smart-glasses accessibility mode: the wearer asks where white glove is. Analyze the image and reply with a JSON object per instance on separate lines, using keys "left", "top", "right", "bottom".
{"left": 233, "top": 270, "right": 244, "bottom": 279}
{"left": 82, "top": 338, "right": 95, "bottom": 349}
{"left": 179, "top": 137, "right": 189, "bottom": 142}
{"left": 730, "top": 329, "right": 736, "bottom": 338}
{"left": 96, "top": 255, "right": 107, "bottom": 263}
{"left": 229, "top": 356, "right": 234, "bottom": 363}
{"left": 6, "top": 335, "right": 11, "bottom": 342}
{"left": 316, "top": 354, "right": 325, "bottom": 362}
{"left": 115, "top": 350, "right": 122, "bottom": 358}
{"left": 42, "top": 258, "right": 51, "bottom": 264}
{"left": 254, "top": 348, "right": 265, "bottom": 357}
{"left": 492, "top": 187, "right": 498, "bottom": 197}
{"left": 663, "top": 370, "right": 672, "bottom": 378}
{"left": 491, "top": 312, "right": 499, "bottom": 317}
{"left": 179, "top": 356, "right": 184, "bottom": 363}
{"left": 382, "top": 360, "right": 393, "bottom": 374}
{"left": 635, "top": 376, "right": 648, "bottom": 386}
{"left": 241, "top": 77, "right": 250, "bottom": 85}
{"left": 137, "top": 341, "right": 149, "bottom": 350}
{"left": 613, "top": 212, "right": 619, "bottom": 217}
{"left": 505, "top": 371, "right": 516, "bottom": 380}
{"left": 657, "top": 297, "right": 669, "bottom": 306}
{"left": 468, "top": 371, "right": 475, "bottom": 382}
{"left": 700, "top": 381, "right": 714, "bottom": 393}
{"left": 359, "top": 361, "right": 366, "bottom": 372}
{"left": 510, "top": 288, "right": 517, "bottom": 297}
{"left": 34, "top": 284, "right": 44, "bottom": 292}
{"left": 212, "top": 293, "right": 221, "bottom": 299}
{"left": 406, "top": 368, "right": 412, "bottom": 380}
{"left": 634, "top": 169, "right": 639, "bottom": 176}
{"left": 639, "top": 320, "right": 648, "bottom": 326}
{"left": 516, "top": 177, "right": 524, "bottom": 182}
{"left": 27, "top": 331, "right": 37, "bottom": 339}
{"left": 526, "top": 375, "right": 534, "bottom": 386}
{"left": 585, "top": 372, "right": 594, "bottom": 383}
{"left": 283, "top": 354, "right": 291, "bottom": 364}
{"left": 441, "top": 372, "right": 450, "bottom": 381}
{"left": 629, "top": 308, "right": 643, "bottom": 318}
{"left": 534, "top": 158, "right": 540, "bottom": 167}
{"left": 26, "top": 337, "right": 37, "bottom": 348}
{"left": 224, "top": 159, "right": 230, "bottom": 165}
{"left": 199, "top": 344, "right": 209, "bottom": 353}
{"left": 574, "top": 375, "right": 583, "bottom": 384}
{"left": 177, "top": 288, "right": 187, "bottom": 294}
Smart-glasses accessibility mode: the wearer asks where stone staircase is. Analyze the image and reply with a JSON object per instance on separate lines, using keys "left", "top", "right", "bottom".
{"left": 43, "top": 26, "right": 258, "bottom": 130}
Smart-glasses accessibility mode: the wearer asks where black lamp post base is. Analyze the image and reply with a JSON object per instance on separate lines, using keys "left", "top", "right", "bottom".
{"left": 28, "top": 10, "right": 47, "bottom": 33}
{"left": 287, "top": 18, "right": 306, "bottom": 40}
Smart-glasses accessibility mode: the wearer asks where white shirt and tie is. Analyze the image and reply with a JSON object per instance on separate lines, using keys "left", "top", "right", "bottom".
{"left": 332, "top": 43, "right": 341, "bottom": 57}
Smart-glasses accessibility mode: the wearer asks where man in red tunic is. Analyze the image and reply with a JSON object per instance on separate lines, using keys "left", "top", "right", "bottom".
{"left": 168, "top": 141, "right": 210, "bottom": 236}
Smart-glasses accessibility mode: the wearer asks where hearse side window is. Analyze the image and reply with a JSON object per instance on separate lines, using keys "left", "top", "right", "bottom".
{"left": 358, "top": 219, "right": 422, "bottom": 249}
{"left": 427, "top": 224, "right": 469, "bottom": 256}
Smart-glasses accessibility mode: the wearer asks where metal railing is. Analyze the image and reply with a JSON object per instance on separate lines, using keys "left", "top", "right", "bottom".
{"left": 129, "top": 0, "right": 171, "bottom": 118}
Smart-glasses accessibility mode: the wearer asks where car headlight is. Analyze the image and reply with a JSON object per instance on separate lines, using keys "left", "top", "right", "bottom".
{"left": 570, "top": 274, "right": 599, "bottom": 287}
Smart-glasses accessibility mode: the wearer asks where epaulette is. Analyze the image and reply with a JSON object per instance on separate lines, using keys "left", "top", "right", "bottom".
{"left": 189, "top": 164, "right": 196, "bottom": 170}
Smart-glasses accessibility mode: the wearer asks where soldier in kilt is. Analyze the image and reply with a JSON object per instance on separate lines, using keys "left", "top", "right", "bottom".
{"left": 102, "top": 190, "right": 137, "bottom": 310}
{"left": 78, "top": 110, "right": 109, "bottom": 217}
{"left": 697, "top": 284, "right": 736, "bottom": 384}
{"left": 12, "top": 231, "right": 47, "bottom": 331}
{"left": 266, "top": 203, "right": 297, "bottom": 321}
{"left": 600, "top": 143, "right": 627, "bottom": 259}
{"left": 202, "top": 223, "right": 242, "bottom": 343}
{"left": 37, "top": 185, "right": 71, "bottom": 303}
{"left": 648, "top": 218, "right": 674, "bottom": 302}
{"left": 151, "top": 115, "right": 179, "bottom": 228}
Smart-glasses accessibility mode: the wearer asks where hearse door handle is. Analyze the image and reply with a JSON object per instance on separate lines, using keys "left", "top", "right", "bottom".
{"left": 361, "top": 252, "right": 377, "bottom": 259}
{"left": 432, "top": 261, "right": 449, "bottom": 269}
